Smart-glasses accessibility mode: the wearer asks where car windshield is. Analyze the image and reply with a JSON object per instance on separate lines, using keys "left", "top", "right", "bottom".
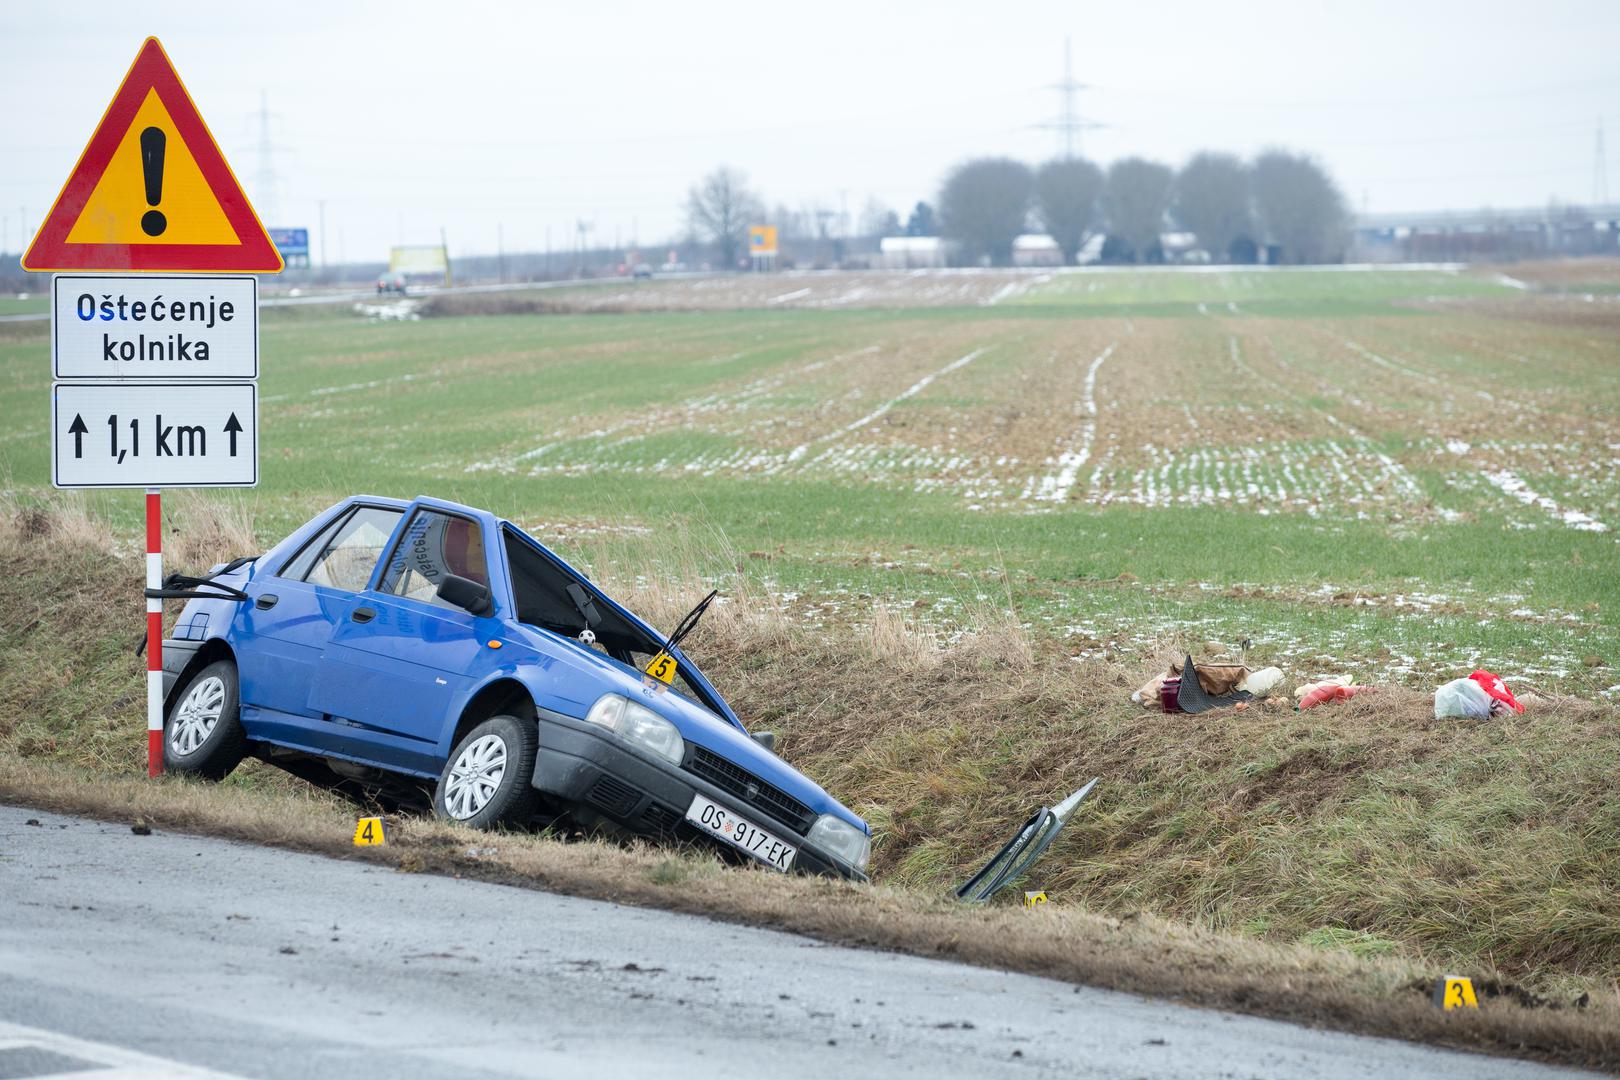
{"left": 501, "top": 526, "right": 721, "bottom": 715}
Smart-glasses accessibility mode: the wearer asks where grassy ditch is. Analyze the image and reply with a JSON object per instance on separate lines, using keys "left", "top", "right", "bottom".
{"left": 1, "top": 495, "right": 1618, "bottom": 1070}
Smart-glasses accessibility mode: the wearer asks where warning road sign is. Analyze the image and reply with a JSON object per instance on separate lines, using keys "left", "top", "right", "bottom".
{"left": 52, "top": 275, "right": 257, "bottom": 380}
{"left": 22, "top": 38, "right": 282, "bottom": 273}
{"left": 52, "top": 381, "right": 257, "bottom": 488}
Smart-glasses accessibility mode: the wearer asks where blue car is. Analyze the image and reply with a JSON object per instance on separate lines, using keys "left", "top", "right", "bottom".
{"left": 158, "top": 495, "right": 871, "bottom": 880}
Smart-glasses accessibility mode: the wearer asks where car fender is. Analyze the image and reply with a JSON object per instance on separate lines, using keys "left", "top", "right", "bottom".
{"left": 439, "top": 647, "right": 607, "bottom": 758}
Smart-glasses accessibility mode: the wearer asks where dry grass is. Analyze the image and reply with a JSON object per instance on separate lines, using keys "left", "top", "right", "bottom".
{"left": 0, "top": 489, "right": 111, "bottom": 554}
{"left": 162, "top": 489, "right": 260, "bottom": 573}
{"left": 3, "top": 496, "right": 1620, "bottom": 1071}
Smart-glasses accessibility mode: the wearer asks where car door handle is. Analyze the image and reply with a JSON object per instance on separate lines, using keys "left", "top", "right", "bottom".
{"left": 255, "top": 594, "right": 279, "bottom": 610}
{"left": 351, "top": 607, "right": 377, "bottom": 624}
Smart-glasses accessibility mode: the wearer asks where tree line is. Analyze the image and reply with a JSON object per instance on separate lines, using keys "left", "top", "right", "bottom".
{"left": 939, "top": 149, "right": 1350, "bottom": 265}
{"left": 686, "top": 148, "right": 1350, "bottom": 268}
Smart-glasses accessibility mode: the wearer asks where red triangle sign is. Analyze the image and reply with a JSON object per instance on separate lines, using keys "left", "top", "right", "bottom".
{"left": 23, "top": 38, "right": 283, "bottom": 273}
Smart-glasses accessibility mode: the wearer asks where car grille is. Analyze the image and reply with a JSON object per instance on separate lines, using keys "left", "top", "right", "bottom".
{"left": 685, "top": 746, "right": 815, "bottom": 835}
{"left": 585, "top": 775, "right": 641, "bottom": 817}
{"left": 640, "top": 802, "right": 683, "bottom": 836}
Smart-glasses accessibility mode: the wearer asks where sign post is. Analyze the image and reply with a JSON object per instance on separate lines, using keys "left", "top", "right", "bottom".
{"left": 23, "top": 37, "right": 279, "bottom": 777}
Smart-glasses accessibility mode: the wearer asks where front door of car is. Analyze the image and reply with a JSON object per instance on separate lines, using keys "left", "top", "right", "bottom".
{"left": 234, "top": 504, "right": 403, "bottom": 741}
{"left": 307, "top": 507, "right": 501, "bottom": 777}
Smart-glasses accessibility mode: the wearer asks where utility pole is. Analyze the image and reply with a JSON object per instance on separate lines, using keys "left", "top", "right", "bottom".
{"left": 254, "top": 91, "right": 280, "bottom": 225}
{"left": 1596, "top": 118, "right": 1610, "bottom": 207}
{"left": 497, "top": 222, "right": 506, "bottom": 283}
{"left": 1037, "top": 37, "right": 1101, "bottom": 159}
{"left": 318, "top": 200, "right": 327, "bottom": 270}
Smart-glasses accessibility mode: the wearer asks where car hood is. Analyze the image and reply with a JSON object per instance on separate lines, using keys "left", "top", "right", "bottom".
{"left": 508, "top": 623, "right": 866, "bottom": 834}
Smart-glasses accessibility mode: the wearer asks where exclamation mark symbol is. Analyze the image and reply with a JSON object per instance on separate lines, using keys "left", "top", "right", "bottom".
{"left": 140, "top": 126, "right": 167, "bottom": 237}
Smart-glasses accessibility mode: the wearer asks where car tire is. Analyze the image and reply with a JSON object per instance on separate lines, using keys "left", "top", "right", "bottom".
{"left": 433, "top": 714, "right": 538, "bottom": 829}
{"left": 164, "top": 658, "right": 248, "bottom": 781}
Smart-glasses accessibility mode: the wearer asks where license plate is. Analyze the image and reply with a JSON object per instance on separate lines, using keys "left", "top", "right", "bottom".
{"left": 685, "top": 793, "right": 796, "bottom": 872}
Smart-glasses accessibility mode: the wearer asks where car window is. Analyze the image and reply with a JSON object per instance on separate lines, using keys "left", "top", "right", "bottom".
{"left": 278, "top": 509, "right": 351, "bottom": 581}
{"left": 299, "top": 507, "right": 402, "bottom": 592}
{"left": 378, "top": 509, "right": 490, "bottom": 610}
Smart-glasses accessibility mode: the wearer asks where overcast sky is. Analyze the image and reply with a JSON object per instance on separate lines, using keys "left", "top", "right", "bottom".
{"left": 4, "top": 0, "right": 1617, "bottom": 263}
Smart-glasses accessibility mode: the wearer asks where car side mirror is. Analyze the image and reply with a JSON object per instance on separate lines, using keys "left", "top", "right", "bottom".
{"left": 437, "top": 574, "right": 493, "bottom": 617}
{"left": 751, "top": 730, "right": 777, "bottom": 753}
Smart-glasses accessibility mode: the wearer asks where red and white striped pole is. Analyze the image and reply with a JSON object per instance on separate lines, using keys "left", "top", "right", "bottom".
{"left": 146, "top": 487, "right": 164, "bottom": 777}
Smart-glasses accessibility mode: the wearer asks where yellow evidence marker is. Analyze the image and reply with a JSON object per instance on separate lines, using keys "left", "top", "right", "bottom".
{"left": 353, "top": 817, "right": 387, "bottom": 846}
{"left": 644, "top": 651, "right": 678, "bottom": 684}
{"left": 1433, "top": 976, "right": 1479, "bottom": 1010}
{"left": 1024, "top": 891, "right": 1048, "bottom": 908}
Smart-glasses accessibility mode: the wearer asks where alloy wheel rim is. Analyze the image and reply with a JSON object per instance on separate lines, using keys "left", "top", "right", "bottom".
{"left": 444, "top": 733, "right": 507, "bottom": 819}
{"left": 170, "top": 675, "right": 225, "bottom": 756}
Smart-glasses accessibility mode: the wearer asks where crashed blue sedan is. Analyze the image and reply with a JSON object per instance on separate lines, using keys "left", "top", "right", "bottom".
{"left": 158, "top": 494, "right": 871, "bottom": 880}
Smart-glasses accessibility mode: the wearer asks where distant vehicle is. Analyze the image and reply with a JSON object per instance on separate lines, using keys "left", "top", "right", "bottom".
{"left": 632, "top": 263, "right": 653, "bottom": 279}
{"left": 157, "top": 495, "right": 871, "bottom": 880}
{"left": 376, "top": 272, "right": 408, "bottom": 295}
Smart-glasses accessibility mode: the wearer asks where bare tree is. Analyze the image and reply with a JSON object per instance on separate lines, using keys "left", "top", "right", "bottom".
{"left": 1035, "top": 157, "right": 1105, "bottom": 265}
{"left": 685, "top": 166, "right": 765, "bottom": 268}
{"left": 938, "top": 157, "right": 1033, "bottom": 265}
{"left": 1250, "top": 150, "right": 1349, "bottom": 264}
{"left": 905, "top": 201, "right": 937, "bottom": 236}
{"left": 859, "top": 196, "right": 901, "bottom": 238}
{"left": 1103, "top": 158, "right": 1175, "bottom": 263}
{"left": 771, "top": 203, "right": 813, "bottom": 242}
{"left": 1174, "top": 152, "right": 1253, "bottom": 263}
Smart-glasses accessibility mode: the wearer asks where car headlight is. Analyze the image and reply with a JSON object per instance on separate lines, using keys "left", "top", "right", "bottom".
{"left": 807, "top": 813, "right": 871, "bottom": 872}
{"left": 583, "top": 693, "right": 685, "bottom": 766}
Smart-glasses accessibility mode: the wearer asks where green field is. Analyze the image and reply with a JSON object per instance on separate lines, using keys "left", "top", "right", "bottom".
{"left": 0, "top": 294, "right": 49, "bottom": 316}
{"left": 3, "top": 266, "right": 1614, "bottom": 694}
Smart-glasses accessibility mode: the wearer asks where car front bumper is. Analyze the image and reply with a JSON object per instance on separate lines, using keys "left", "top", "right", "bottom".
{"left": 531, "top": 708, "right": 866, "bottom": 882}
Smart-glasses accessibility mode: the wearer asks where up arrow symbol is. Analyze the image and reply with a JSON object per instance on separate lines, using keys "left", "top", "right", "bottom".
{"left": 68, "top": 413, "right": 88, "bottom": 458}
{"left": 223, "top": 412, "right": 242, "bottom": 456}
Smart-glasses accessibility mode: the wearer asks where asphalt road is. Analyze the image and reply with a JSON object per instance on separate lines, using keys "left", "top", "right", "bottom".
{"left": 0, "top": 273, "right": 715, "bottom": 323}
{"left": 0, "top": 805, "right": 1598, "bottom": 1080}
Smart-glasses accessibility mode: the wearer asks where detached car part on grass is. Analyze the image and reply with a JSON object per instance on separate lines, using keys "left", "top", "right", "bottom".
{"left": 153, "top": 495, "right": 870, "bottom": 880}
{"left": 955, "top": 779, "right": 1098, "bottom": 903}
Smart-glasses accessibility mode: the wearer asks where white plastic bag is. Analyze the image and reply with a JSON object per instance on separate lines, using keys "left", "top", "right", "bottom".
{"left": 1434, "top": 677, "right": 1492, "bottom": 719}
{"left": 1238, "top": 666, "right": 1284, "bottom": 698}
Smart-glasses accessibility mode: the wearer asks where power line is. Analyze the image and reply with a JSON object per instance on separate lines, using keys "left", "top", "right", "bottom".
{"left": 1034, "top": 37, "right": 1104, "bottom": 159}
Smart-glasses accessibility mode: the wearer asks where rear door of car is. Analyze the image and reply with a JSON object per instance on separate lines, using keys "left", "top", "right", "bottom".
{"left": 235, "top": 503, "right": 404, "bottom": 745}
{"left": 306, "top": 502, "right": 506, "bottom": 776}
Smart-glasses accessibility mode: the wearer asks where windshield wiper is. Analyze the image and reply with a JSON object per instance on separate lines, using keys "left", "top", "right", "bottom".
{"left": 664, "top": 589, "right": 718, "bottom": 654}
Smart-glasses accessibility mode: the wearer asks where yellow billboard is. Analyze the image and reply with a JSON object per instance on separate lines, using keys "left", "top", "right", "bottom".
{"left": 748, "top": 225, "right": 778, "bottom": 258}
{"left": 389, "top": 245, "right": 449, "bottom": 275}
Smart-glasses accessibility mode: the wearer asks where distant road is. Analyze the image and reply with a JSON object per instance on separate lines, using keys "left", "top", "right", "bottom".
{"left": 0, "top": 274, "right": 710, "bottom": 324}
{"left": 0, "top": 805, "right": 1593, "bottom": 1080}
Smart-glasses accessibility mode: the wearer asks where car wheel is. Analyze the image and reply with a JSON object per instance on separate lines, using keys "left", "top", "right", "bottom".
{"left": 164, "top": 659, "right": 247, "bottom": 780}
{"left": 433, "top": 714, "right": 537, "bottom": 829}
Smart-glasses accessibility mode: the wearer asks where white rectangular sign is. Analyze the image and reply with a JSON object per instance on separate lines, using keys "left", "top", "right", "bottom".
{"left": 52, "top": 382, "right": 258, "bottom": 488}
{"left": 52, "top": 274, "right": 258, "bottom": 380}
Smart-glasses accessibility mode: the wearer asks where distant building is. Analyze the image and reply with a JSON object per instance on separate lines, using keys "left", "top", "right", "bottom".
{"left": 1012, "top": 234, "right": 1062, "bottom": 267}
{"left": 1351, "top": 203, "right": 1620, "bottom": 262}
{"left": 875, "top": 236, "right": 946, "bottom": 268}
